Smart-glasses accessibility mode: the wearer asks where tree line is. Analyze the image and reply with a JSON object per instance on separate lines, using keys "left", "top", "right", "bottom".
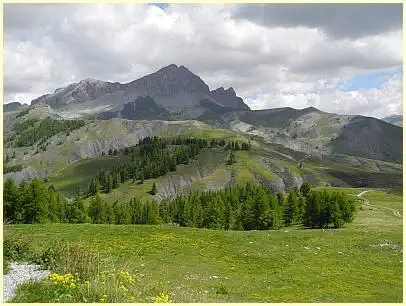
{"left": 4, "top": 177, "right": 355, "bottom": 230}
{"left": 87, "top": 136, "right": 250, "bottom": 196}
{"left": 10, "top": 117, "right": 86, "bottom": 147}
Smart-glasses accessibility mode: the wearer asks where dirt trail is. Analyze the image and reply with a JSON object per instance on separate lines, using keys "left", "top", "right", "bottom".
{"left": 356, "top": 190, "right": 402, "bottom": 218}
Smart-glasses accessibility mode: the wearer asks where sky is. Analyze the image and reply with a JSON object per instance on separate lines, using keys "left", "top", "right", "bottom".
{"left": 3, "top": 3, "right": 403, "bottom": 118}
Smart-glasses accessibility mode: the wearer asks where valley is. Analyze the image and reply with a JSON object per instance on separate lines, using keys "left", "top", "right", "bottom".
{"left": 3, "top": 64, "right": 403, "bottom": 303}
{"left": 4, "top": 188, "right": 402, "bottom": 302}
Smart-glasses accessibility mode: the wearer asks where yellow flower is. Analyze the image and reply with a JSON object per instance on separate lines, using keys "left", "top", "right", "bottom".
{"left": 152, "top": 293, "right": 172, "bottom": 303}
{"left": 99, "top": 294, "right": 109, "bottom": 303}
{"left": 119, "top": 285, "right": 129, "bottom": 292}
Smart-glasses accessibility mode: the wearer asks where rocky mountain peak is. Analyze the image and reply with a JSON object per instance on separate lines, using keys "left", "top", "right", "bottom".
{"left": 210, "top": 86, "right": 250, "bottom": 110}
{"left": 126, "top": 64, "right": 210, "bottom": 97}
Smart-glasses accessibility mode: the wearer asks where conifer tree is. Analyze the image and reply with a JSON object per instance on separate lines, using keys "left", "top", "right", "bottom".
{"left": 300, "top": 181, "right": 311, "bottom": 198}
{"left": 150, "top": 183, "right": 157, "bottom": 195}
{"left": 106, "top": 175, "right": 113, "bottom": 193}
{"left": 284, "top": 190, "right": 299, "bottom": 226}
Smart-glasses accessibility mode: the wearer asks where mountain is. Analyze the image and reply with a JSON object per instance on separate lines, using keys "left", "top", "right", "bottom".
{"left": 209, "top": 87, "right": 250, "bottom": 110}
{"left": 31, "top": 64, "right": 250, "bottom": 119}
{"left": 3, "top": 102, "right": 27, "bottom": 112}
{"left": 382, "top": 114, "right": 403, "bottom": 127}
{"left": 18, "top": 64, "right": 403, "bottom": 165}
{"left": 3, "top": 110, "right": 402, "bottom": 199}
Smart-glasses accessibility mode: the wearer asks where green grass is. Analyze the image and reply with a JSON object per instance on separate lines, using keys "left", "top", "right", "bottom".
{"left": 47, "top": 156, "right": 121, "bottom": 195}
{"left": 5, "top": 188, "right": 402, "bottom": 303}
{"left": 232, "top": 151, "right": 279, "bottom": 184}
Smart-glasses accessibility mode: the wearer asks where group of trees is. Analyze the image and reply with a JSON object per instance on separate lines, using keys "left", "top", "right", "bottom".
{"left": 4, "top": 177, "right": 356, "bottom": 229}
{"left": 158, "top": 182, "right": 355, "bottom": 230}
{"left": 10, "top": 117, "right": 86, "bottom": 147}
{"left": 88, "top": 195, "right": 161, "bottom": 225}
{"left": 87, "top": 136, "right": 250, "bottom": 196}
{"left": 3, "top": 178, "right": 89, "bottom": 224}
{"left": 4, "top": 164, "right": 23, "bottom": 174}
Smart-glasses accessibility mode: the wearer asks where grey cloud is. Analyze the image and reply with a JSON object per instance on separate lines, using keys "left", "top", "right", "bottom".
{"left": 232, "top": 4, "right": 402, "bottom": 39}
{"left": 290, "top": 38, "right": 402, "bottom": 76}
{"left": 3, "top": 4, "right": 402, "bottom": 118}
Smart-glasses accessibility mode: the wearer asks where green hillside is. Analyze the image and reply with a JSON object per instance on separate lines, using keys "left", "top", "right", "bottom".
{"left": 5, "top": 188, "right": 402, "bottom": 303}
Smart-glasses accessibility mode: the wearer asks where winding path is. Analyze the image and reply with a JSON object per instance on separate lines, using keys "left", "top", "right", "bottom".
{"left": 356, "top": 190, "right": 402, "bottom": 218}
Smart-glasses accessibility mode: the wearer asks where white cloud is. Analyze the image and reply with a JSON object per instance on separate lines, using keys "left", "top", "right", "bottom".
{"left": 247, "top": 74, "right": 402, "bottom": 118}
{"left": 3, "top": 4, "right": 403, "bottom": 117}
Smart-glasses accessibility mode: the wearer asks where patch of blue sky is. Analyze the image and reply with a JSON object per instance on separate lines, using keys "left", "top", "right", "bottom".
{"left": 149, "top": 3, "right": 169, "bottom": 10}
{"left": 334, "top": 67, "right": 402, "bottom": 92}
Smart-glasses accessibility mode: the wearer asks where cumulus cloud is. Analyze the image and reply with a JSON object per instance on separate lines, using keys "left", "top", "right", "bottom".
{"left": 3, "top": 3, "right": 403, "bottom": 117}
{"left": 246, "top": 74, "right": 402, "bottom": 118}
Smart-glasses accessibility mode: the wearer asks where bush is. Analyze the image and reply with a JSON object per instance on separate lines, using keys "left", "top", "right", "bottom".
{"left": 4, "top": 234, "right": 33, "bottom": 261}
{"left": 32, "top": 239, "right": 101, "bottom": 280}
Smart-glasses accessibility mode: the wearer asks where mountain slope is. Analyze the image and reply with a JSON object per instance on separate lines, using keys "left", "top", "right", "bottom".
{"left": 31, "top": 64, "right": 250, "bottom": 120}
{"left": 14, "top": 64, "right": 404, "bottom": 165}
{"left": 3, "top": 102, "right": 27, "bottom": 112}
{"left": 3, "top": 107, "right": 402, "bottom": 203}
{"left": 224, "top": 108, "right": 403, "bottom": 164}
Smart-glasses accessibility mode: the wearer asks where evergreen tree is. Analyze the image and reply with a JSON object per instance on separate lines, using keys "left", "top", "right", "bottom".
{"left": 66, "top": 198, "right": 87, "bottom": 223}
{"left": 226, "top": 151, "right": 236, "bottom": 165}
{"left": 284, "top": 190, "right": 299, "bottom": 226}
{"left": 150, "top": 182, "right": 157, "bottom": 195}
{"left": 277, "top": 192, "right": 285, "bottom": 207}
{"left": 4, "top": 178, "right": 19, "bottom": 223}
{"left": 300, "top": 181, "right": 311, "bottom": 198}
{"left": 106, "top": 175, "right": 113, "bottom": 193}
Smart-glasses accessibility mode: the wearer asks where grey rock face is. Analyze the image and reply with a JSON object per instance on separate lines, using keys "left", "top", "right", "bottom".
{"left": 3, "top": 167, "right": 39, "bottom": 184}
{"left": 210, "top": 87, "right": 250, "bottom": 110}
{"left": 32, "top": 79, "right": 122, "bottom": 109}
{"left": 29, "top": 65, "right": 251, "bottom": 119}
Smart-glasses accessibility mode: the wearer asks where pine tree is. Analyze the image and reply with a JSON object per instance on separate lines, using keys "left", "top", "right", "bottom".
{"left": 4, "top": 178, "right": 19, "bottom": 223}
{"left": 150, "top": 183, "right": 157, "bottom": 195}
{"left": 27, "top": 178, "right": 49, "bottom": 223}
{"left": 300, "top": 181, "right": 311, "bottom": 198}
{"left": 284, "top": 190, "right": 299, "bottom": 226}
{"left": 66, "top": 198, "right": 87, "bottom": 223}
{"left": 89, "top": 194, "right": 104, "bottom": 223}
{"left": 106, "top": 174, "right": 113, "bottom": 193}
{"left": 226, "top": 151, "right": 236, "bottom": 165}
{"left": 277, "top": 192, "right": 285, "bottom": 207}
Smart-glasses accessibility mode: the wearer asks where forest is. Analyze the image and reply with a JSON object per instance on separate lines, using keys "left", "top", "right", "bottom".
{"left": 9, "top": 117, "right": 86, "bottom": 147}
{"left": 87, "top": 136, "right": 250, "bottom": 196}
{"left": 4, "top": 176, "right": 356, "bottom": 230}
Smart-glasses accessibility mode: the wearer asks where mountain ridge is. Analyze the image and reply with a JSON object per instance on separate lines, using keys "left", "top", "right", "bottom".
{"left": 30, "top": 64, "right": 251, "bottom": 119}
{"left": 7, "top": 64, "right": 403, "bottom": 164}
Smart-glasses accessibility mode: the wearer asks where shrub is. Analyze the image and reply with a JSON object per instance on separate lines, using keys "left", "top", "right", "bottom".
{"left": 32, "top": 239, "right": 102, "bottom": 280}
{"left": 4, "top": 234, "right": 33, "bottom": 262}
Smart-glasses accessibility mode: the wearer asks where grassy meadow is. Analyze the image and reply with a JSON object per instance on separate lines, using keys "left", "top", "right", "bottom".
{"left": 4, "top": 187, "right": 403, "bottom": 303}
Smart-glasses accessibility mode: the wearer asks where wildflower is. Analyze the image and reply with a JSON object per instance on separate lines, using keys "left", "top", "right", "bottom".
{"left": 152, "top": 293, "right": 172, "bottom": 303}
{"left": 119, "top": 285, "right": 129, "bottom": 292}
{"left": 129, "top": 295, "right": 136, "bottom": 302}
{"left": 99, "top": 294, "right": 109, "bottom": 303}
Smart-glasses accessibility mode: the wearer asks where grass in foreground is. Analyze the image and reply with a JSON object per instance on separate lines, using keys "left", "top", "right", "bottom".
{"left": 5, "top": 188, "right": 402, "bottom": 303}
